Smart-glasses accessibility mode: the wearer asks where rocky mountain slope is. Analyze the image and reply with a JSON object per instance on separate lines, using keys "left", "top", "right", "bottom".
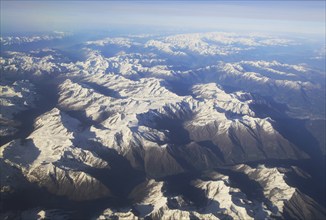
{"left": 1, "top": 32, "right": 325, "bottom": 219}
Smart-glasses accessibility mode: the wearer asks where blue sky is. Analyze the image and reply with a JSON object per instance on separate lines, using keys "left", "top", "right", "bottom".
{"left": 1, "top": 1, "right": 325, "bottom": 35}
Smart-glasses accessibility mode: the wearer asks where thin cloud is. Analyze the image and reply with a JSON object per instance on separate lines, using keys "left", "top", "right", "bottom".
{"left": 1, "top": 1, "right": 325, "bottom": 35}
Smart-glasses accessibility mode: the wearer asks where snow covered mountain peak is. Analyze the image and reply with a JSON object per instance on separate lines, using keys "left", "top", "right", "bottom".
{"left": 1, "top": 30, "right": 325, "bottom": 219}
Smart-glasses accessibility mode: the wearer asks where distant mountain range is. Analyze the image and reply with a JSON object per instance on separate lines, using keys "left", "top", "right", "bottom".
{"left": 1, "top": 31, "right": 325, "bottom": 219}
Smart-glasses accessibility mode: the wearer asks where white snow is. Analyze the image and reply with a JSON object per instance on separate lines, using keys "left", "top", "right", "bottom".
{"left": 234, "top": 164, "right": 296, "bottom": 214}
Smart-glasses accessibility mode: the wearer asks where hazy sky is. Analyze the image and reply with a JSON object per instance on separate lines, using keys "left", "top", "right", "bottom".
{"left": 1, "top": 1, "right": 325, "bottom": 35}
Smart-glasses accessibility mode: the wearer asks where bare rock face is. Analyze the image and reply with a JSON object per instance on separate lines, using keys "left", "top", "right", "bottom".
{"left": 94, "top": 167, "right": 326, "bottom": 220}
{"left": 191, "top": 175, "right": 256, "bottom": 219}
{"left": 125, "top": 146, "right": 184, "bottom": 178}
{"left": 51, "top": 76, "right": 309, "bottom": 179}
{"left": 127, "top": 179, "right": 219, "bottom": 220}
{"left": 28, "top": 165, "right": 110, "bottom": 201}
{"left": 0, "top": 80, "right": 37, "bottom": 137}
{"left": 233, "top": 164, "right": 326, "bottom": 219}
{"left": 0, "top": 108, "right": 111, "bottom": 201}
{"left": 234, "top": 164, "right": 297, "bottom": 217}
{"left": 284, "top": 191, "right": 326, "bottom": 220}
{"left": 97, "top": 208, "right": 139, "bottom": 220}
{"left": 185, "top": 83, "right": 307, "bottom": 163}
{"left": 1, "top": 32, "right": 325, "bottom": 219}
{"left": 95, "top": 165, "right": 325, "bottom": 220}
